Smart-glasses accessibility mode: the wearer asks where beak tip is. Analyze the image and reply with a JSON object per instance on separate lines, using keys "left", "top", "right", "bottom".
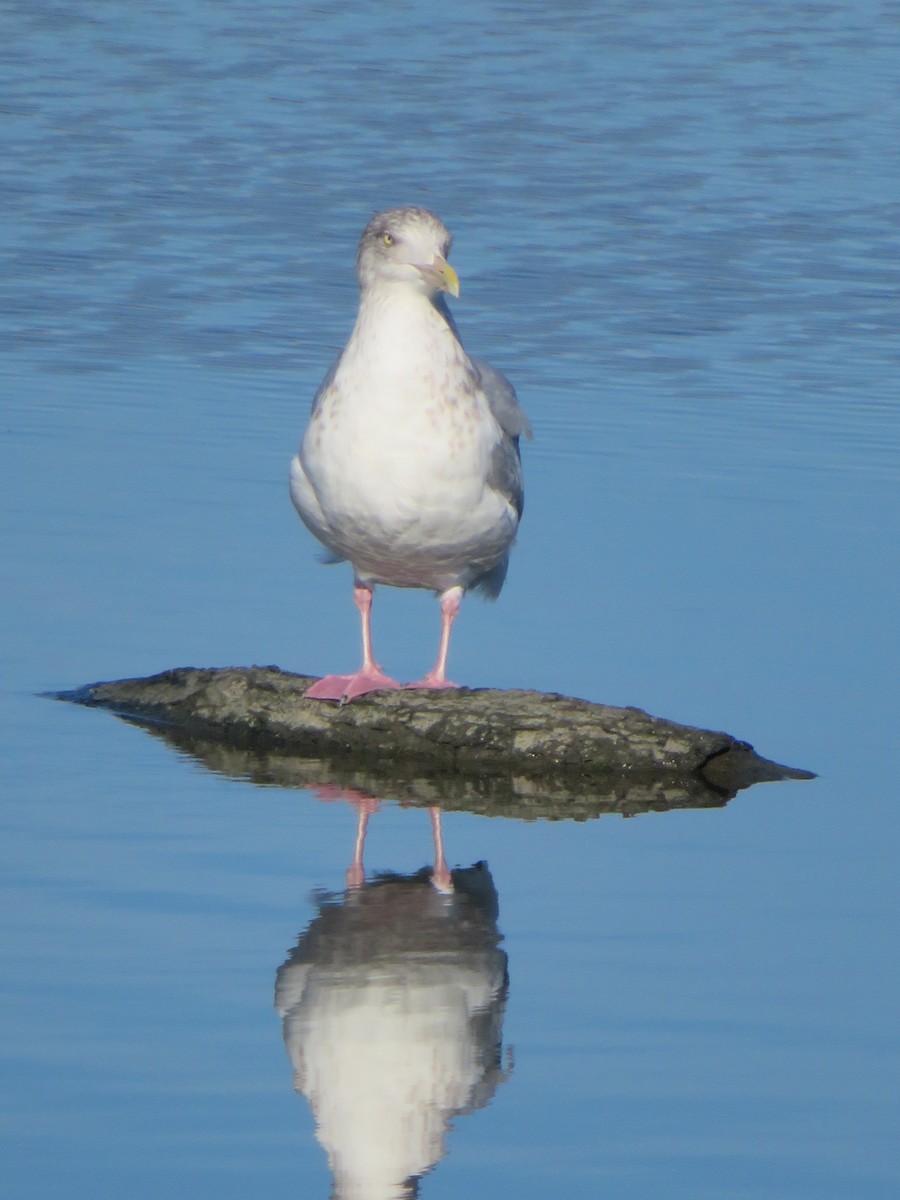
{"left": 443, "top": 263, "right": 461, "bottom": 299}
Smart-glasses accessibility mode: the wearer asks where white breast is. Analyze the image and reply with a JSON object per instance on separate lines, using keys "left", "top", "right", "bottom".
{"left": 292, "top": 288, "right": 518, "bottom": 591}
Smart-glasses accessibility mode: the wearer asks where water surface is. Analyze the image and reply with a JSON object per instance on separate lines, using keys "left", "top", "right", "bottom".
{"left": 2, "top": 2, "right": 898, "bottom": 1197}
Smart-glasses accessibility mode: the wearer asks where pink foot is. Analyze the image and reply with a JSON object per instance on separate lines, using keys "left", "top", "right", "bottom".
{"left": 306, "top": 668, "right": 402, "bottom": 702}
{"left": 405, "top": 675, "right": 461, "bottom": 691}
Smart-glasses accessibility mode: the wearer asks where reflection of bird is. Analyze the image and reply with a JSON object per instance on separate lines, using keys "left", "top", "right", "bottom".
{"left": 311, "top": 786, "right": 452, "bottom": 893}
{"left": 275, "top": 863, "right": 509, "bottom": 1200}
{"left": 290, "top": 207, "right": 531, "bottom": 702}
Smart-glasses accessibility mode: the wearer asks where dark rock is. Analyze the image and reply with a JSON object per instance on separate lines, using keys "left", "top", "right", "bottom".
{"left": 53, "top": 665, "right": 814, "bottom": 819}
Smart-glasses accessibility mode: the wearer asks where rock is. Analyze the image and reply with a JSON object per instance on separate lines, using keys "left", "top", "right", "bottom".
{"left": 54, "top": 665, "right": 814, "bottom": 819}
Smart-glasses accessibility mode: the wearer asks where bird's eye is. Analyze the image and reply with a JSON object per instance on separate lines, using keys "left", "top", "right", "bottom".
{"left": 382, "top": 232, "right": 394, "bottom": 247}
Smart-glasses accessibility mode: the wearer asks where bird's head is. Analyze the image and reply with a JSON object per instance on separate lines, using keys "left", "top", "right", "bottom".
{"left": 356, "top": 207, "right": 460, "bottom": 299}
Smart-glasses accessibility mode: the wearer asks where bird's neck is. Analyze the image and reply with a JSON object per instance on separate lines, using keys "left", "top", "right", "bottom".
{"left": 350, "top": 284, "right": 459, "bottom": 363}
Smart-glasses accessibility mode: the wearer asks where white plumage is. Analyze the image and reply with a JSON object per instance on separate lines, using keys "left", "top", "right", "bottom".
{"left": 290, "top": 207, "right": 530, "bottom": 701}
{"left": 274, "top": 865, "right": 510, "bottom": 1199}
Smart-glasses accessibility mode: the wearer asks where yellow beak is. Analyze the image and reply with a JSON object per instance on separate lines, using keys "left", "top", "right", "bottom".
{"left": 417, "top": 255, "right": 460, "bottom": 298}
{"left": 436, "top": 257, "right": 460, "bottom": 298}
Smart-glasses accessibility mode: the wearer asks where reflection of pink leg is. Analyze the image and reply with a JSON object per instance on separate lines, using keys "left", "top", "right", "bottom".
{"left": 430, "top": 807, "right": 453, "bottom": 893}
{"left": 306, "top": 584, "right": 403, "bottom": 702}
{"left": 346, "top": 803, "right": 373, "bottom": 889}
{"left": 406, "top": 586, "right": 463, "bottom": 690}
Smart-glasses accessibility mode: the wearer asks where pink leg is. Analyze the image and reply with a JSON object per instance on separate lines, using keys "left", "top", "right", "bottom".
{"left": 345, "top": 802, "right": 374, "bottom": 889}
{"left": 306, "top": 584, "right": 403, "bottom": 702}
{"left": 430, "top": 807, "right": 453, "bottom": 893}
{"left": 406, "top": 586, "right": 464, "bottom": 690}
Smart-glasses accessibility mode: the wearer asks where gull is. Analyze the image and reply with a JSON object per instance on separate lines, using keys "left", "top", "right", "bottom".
{"left": 290, "top": 207, "right": 531, "bottom": 702}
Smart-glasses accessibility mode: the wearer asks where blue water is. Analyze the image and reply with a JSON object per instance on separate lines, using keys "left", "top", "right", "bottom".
{"left": 2, "top": 2, "right": 898, "bottom": 1197}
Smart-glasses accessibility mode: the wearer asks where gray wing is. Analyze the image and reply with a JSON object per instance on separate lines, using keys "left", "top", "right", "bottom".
{"left": 487, "top": 432, "right": 525, "bottom": 522}
{"left": 473, "top": 357, "right": 531, "bottom": 522}
{"left": 472, "top": 357, "right": 533, "bottom": 441}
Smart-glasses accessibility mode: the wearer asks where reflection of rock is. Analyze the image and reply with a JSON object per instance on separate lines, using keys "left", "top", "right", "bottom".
{"left": 55, "top": 667, "right": 814, "bottom": 819}
{"left": 275, "top": 864, "right": 509, "bottom": 1200}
